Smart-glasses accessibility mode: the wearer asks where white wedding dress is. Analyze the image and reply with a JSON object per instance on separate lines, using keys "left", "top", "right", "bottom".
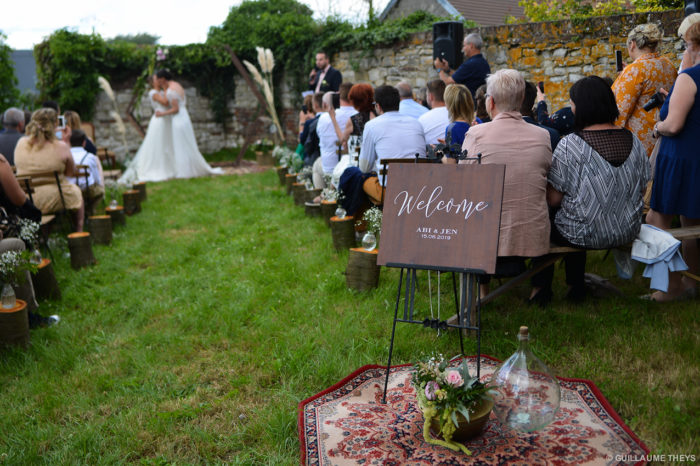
{"left": 120, "top": 89, "right": 176, "bottom": 183}
{"left": 167, "top": 88, "right": 223, "bottom": 178}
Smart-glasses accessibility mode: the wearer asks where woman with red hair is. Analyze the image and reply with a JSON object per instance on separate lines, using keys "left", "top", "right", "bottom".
{"left": 328, "top": 83, "right": 376, "bottom": 149}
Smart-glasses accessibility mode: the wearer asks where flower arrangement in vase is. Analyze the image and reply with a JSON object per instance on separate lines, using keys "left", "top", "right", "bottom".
{"left": 360, "top": 207, "right": 382, "bottom": 250}
{"left": 412, "top": 354, "right": 494, "bottom": 454}
{"left": 17, "top": 219, "right": 42, "bottom": 265}
{"left": 0, "top": 250, "right": 38, "bottom": 308}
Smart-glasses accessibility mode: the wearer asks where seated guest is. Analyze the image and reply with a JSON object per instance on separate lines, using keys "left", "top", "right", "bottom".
{"left": 340, "top": 85, "right": 425, "bottom": 210}
{"left": 64, "top": 110, "right": 97, "bottom": 155}
{"left": 67, "top": 129, "right": 105, "bottom": 216}
{"left": 298, "top": 94, "right": 315, "bottom": 136}
{"left": 0, "top": 153, "right": 59, "bottom": 327}
{"left": 313, "top": 86, "right": 357, "bottom": 189}
{"left": 397, "top": 81, "right": 428, "bottom": 119}
{"left": 531, "top": 76, "right": 650, "bottom": 304}
{"left": 442, "top": 84, "right": 474, "bottom": 159}
{"left": 474, "top": 84, "right": 490, "bottom": 123}
{"left": 536, "top": 86, "right": 575, "bottom": 136}
{"left": 0, "top": 107, "right": 25, "bottom": 165}
{"left": 419, "top": 80, "right": 450, "bottom": 145}
{"left": 300, "top": 92, "right": 324, "bottom": 166}
{"left": 452, "top": 69, "right": 552, "bottom": 292}
{"left": 522, "top": 81, "right": 560, "bottom": 150}
{"left": 328, "top": 83, "right": 376, "bottom": 150}
{"left": 14, "top": 108, "right": 85, "bottom": 232}
{"left": 416, "top": 87, "right": 429, "bottom": 109}
{"left": 647, "top": 21, "right": 700, "bottom": 301}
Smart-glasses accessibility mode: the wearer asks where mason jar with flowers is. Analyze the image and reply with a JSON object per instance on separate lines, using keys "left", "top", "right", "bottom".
{"left": 412, "top": 355, "right": 494, "bottom": 454}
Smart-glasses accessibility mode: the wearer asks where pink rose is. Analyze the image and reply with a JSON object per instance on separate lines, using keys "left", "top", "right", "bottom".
{"left": 425, "top": 381, "right": 439, "bottom": 400}
{"left": 446, "top": 370, "right": 464, "bottom": 387}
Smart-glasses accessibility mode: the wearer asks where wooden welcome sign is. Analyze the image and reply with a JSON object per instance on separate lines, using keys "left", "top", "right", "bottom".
{"left": 377, "top": 163, "right": 505, "bottom": 274}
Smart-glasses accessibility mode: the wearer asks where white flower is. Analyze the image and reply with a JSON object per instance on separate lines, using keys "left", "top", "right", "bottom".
{"left": 243, "top": 60, "right": 265, "bottom": 87}
{"left": 265, "top": 48, "right": 275, "bottom": 73}
{"left": 98, "top": 76, "right": 116, "bottom": 103}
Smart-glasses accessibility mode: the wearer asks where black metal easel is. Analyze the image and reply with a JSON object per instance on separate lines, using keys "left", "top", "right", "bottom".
{"left": 381, "top": 265, "right": 484, "bottom": 404}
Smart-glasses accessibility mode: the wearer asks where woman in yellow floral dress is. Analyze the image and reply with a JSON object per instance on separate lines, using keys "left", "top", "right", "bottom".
{"left": 612, "top": 23, "right": 677, "bottom": 157}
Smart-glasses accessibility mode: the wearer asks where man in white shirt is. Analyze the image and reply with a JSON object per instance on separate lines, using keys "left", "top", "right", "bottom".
{"left": 68, "top": 129, "right": 104, "bottom": 215}
{"left": 358, "top": 85, "right": 426, "bottom": 204}
{"left": 397, "top": 81, "right": 428, "bottom": 119}
{"left": 418, "top": 79, "right": 450, "bottom": 145}
{"left": 313, "top": 83, "right": 358, "bottom": 189}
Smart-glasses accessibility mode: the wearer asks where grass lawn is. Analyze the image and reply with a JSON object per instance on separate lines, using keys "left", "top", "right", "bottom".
{"left": 0, "top": 169, "right": 697, "bottom": 464}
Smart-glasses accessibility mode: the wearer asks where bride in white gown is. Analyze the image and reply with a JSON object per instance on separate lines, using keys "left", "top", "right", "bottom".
{"left": 120, "top": 75, "right": 175, "bottom": 183}
{"left": 154, "top": 70, "right": 222, "bottom": 179}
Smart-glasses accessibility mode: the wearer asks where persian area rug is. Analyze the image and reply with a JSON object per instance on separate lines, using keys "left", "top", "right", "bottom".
{"left": 298, "top": 356, "right": 649, "bottom": 465}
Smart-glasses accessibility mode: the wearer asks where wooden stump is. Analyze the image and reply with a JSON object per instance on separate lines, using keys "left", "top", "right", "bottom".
{"left": 256, "top": 151, "right": 274, "bottom": 166}
{"left": 275, "top": 166, "right": 286, "bottom": 185}
{"left": 305, "top": 188, "right": 322, "bottom": 203}
{"left": 330, "top": 215, "right": 356, "bottom": 251}
{"left": 292, "top": 182, "right": 307, "bottom": 206}
{"left": 105, "top": 206, "right": 126, "bottom": 226}
{"left": 32, "top": 258, "right": 61, "bottom": 300}
{"left": 68, "top": 232, "right": 96, "bottom": 269}
{"left": 0, "top": 299, "right": 28, "bottom": 348}
{"left": 134, "top": 181, "right": 147, "bottom": 201}
{"left": 321, "top": 200, "right": 337, "bottom": 227}
{"left": 305, "top": 202, "right": 321, "bottom": 217}
{"left": 122, "top": 190, "right": 141, "bottom": 215}
{"left": 346, "top": 248, "right": 381, "bottom": 291}
{"left": 285, "top": 173, "right": 297, "bottom": 195}
{"left": 88, "top": 215, "right": 112, "bottom": 245}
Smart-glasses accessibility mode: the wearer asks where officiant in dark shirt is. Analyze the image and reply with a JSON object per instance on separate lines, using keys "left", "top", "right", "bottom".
{"left": 308, "top": 51, "right": 342, "bottom": 93}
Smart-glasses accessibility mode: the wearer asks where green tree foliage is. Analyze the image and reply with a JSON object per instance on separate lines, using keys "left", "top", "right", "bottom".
{"left": 207, "top": 0, "right": 317, "bottom": 68}
{"left": 107, "top": 33, "right": 160, "bottom": 45}
{"left": 34, "top": 29, "right": 106, "bottom": 121}
{"left": 0, "top": 32, "right": 20, "bottom": 110}
{"left": 517, "top": 0, "right": 682, "bottom": 22}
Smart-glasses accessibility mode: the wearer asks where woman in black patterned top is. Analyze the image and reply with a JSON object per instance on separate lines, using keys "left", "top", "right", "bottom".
{"left": 531, "top": 76, "right": 650, "bottom": 305}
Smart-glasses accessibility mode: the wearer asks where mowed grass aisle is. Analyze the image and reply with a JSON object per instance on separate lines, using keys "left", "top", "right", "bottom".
{"left": 0, "top": 170, "right": 697, "bottom": 464}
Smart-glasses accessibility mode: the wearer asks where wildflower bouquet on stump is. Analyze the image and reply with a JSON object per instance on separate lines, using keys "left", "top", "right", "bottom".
{"left": 412, "top": 355, "right": 494, "bottom": 454}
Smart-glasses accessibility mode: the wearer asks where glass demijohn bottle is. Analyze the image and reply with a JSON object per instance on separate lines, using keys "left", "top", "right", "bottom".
{"left": 490, "top": 326, "right": 561, "bottom": 432}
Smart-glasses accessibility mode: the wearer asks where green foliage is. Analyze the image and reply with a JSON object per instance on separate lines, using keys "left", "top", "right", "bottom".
{"left": 34, "top": 29, "right": 105, "bottom": 121}
{"left": 107, "top": 33, "right": 160, "bottom": 45}
{"left": 517, "top": 0, "right": 680, "bottom": 21}
{"left": 0, "top": 32, "right": 21, "bottom": 110}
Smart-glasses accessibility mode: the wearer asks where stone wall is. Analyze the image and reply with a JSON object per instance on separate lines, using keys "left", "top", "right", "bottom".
{"left": 93, "top": 9, "right": 685, "bottom": 158}
{"left": 337, "top": 9, "right": 684, "bottom": 109}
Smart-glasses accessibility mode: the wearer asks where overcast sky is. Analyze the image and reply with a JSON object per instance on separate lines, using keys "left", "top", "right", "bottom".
{"left": 4, "top": 0, "right": 390, "bottom": 50}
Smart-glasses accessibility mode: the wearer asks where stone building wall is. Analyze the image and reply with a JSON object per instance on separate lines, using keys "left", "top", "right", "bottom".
{"left": 93, "top": 9, "right": 684, "bottom": 159}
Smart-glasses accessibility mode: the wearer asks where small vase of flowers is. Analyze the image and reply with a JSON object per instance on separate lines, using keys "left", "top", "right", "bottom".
{"left": 0, "top": 250, "right": 37, "bottom": 308}
{"left": 412, "top": 355, "right": 494, "bottom": 455}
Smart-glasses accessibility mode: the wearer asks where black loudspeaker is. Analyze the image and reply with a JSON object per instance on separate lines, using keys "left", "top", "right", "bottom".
{"left": 686, "top": 0, "right": 698, "bottom": 15}
{"left": 433, "top": 21, "right": 464, "bottom": 71}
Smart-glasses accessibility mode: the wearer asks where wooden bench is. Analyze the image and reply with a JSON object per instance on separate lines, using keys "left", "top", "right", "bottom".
{"left": 479, "top": 225, "right": 700, "bottom": 306}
